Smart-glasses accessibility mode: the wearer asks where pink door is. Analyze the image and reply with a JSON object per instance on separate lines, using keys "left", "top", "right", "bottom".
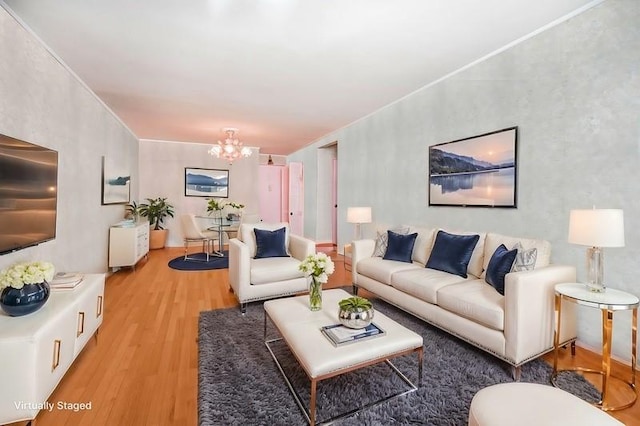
{"left": 288, "top": 162, "right": 304, "bottom": 236}
{"left": 258, "top": 165, "right": 283, "bottom": 223}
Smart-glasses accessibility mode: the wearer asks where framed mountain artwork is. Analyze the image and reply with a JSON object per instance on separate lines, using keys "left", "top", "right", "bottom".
{"left": 428, "top": 127, "right": 518, "bottom": 208}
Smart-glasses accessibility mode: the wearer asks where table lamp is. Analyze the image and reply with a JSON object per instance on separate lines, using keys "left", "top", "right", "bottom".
{"left": 347, "top": 207, "right": 372, "bottom": 240}
{"left": 568, "top": 208, "right": 625, "bottom": 292}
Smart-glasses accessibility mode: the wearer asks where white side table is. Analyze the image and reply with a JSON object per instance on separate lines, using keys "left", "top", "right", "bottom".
{"left": 552, "top": 283, "right": 638, "bottom": 411}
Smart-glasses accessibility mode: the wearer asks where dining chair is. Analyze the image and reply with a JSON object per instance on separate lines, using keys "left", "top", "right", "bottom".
{"left": 180, "top": 214, "right": 218, "bottom": 262}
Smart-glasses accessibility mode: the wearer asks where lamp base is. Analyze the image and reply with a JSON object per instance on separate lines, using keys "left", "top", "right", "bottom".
{"left": 585, "top": 246, "right": 605, "bottom": 292}
{"left": 585, "top": 283, "right": 606, "bottom": 293}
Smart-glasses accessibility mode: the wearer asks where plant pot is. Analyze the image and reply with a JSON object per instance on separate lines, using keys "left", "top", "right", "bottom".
{"left": 0, "top": 281, "right": 50, "bottom": 317}
{"left": 338, "top": 306, "right": 374, "bottom": 329}
{"left": 149, "top": 229, "right": 168, "bottom": 249}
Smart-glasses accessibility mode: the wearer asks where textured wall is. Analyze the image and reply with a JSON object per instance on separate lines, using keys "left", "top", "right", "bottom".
{"left": 138, "top": 140, "right": 260, "bottom": 247}
{"left": 289, "top": 0, "right": 640, "bottom": 362}
{"left": 0, "top": 7, "right": 139, "bottom": 273}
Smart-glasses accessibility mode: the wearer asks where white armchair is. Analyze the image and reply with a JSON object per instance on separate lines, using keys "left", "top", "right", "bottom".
{"left": 229, "top": 222, "right": 315, "bottom": 313}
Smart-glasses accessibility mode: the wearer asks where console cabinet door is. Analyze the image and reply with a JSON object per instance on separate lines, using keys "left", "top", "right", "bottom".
{"left": 35, "top": 310, "right": 77, "bottom": 403}
{"left": 73, "top": 279, "right": 105, "bottom": 356}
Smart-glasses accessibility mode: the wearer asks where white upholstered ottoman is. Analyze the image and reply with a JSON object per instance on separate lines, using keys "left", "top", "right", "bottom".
{"left": 468, "top": 383, "right": 623, "bottom": 426}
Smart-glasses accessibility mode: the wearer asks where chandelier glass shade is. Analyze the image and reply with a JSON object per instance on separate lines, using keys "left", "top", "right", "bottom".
{"left": 208, "top": 127, "right": 252, "bottom": 164}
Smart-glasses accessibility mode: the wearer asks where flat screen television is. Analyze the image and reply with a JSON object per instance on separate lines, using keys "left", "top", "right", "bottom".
{"left": 0, "top": 133, "right": 58, "bottom": 255}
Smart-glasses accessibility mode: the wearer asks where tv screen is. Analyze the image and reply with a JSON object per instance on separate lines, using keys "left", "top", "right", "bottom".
{"left": 0, "top": 133, "right": 58, "bottom": 255}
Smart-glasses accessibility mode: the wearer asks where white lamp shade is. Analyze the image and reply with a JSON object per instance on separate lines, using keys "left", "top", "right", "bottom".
{"left": 347, "top": 207, "right": 372, "bottom": 224}
{"left": 568, "top": 209, "right": 625, "bottom": 247}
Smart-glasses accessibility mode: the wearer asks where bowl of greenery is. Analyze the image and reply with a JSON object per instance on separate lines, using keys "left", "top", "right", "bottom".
{"left": 338, "top": 296, "right": 374, "bottom": 329}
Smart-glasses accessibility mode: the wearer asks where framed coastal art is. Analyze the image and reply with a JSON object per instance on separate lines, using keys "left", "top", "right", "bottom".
{"left": 184, "top": 167, "right": 229, "bottom": 198}
{"left": 428, "top": 127, "right": 518, "bottom": 208}
{"left": 101, "top": 156, "right": 130, "bottom": 205}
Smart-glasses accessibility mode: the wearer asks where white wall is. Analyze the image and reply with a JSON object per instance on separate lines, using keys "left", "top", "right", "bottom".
{"left": 138, "top": 140, "right": 259, "bottom": 247}
{"left": 0, "top": 7, "right": 139, "bottom": 273}
{"left": 289, "top": 0, "right": 640, "bottom": 362}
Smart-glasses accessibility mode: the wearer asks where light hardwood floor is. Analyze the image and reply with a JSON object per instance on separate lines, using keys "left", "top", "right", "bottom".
{"left": 15, "top": 247, "right": 637, "bottom": 426}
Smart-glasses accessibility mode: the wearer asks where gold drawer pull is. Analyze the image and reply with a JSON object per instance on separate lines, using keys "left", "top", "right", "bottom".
{"left": 52, "top": 339, "right": 61, "bottom": 371}
{"left": 96, "top": 295, "right": 103, "bottom": 318}
{"left": 77, "top": 312, "right": 85, "bottom": 337}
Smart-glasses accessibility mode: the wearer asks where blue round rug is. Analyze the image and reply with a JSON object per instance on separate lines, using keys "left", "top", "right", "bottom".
{"left": 168, "top": 252, "right": 229, "bottom": 271}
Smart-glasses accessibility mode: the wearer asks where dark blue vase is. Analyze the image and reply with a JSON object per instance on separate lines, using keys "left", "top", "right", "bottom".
{"left": 0, "top": 281, "right": 50, "bottom": 317}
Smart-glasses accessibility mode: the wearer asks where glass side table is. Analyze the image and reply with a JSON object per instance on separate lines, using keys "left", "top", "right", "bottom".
{"left": 552, "top": 283, "right": 638, "bottom": 411}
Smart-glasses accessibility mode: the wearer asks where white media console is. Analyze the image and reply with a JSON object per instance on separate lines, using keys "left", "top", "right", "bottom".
{"left": 0, "top": 273, "right": 105, "bottom": 425}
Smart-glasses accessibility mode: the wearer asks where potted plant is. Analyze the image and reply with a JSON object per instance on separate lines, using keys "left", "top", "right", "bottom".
{"left": 125, "top": 201, "right": 140, "bottom": 222}
{"left": 206, "top": 198, "right": 226, "bottom": 221}
{"left": 139, "top": 197, "right": 175, "bottom": 249}
{"left": 338, "top": 296, "right": 374, "bottom": 329}
{"left": 226, "top": 201, "right": 245, "bottom": 221}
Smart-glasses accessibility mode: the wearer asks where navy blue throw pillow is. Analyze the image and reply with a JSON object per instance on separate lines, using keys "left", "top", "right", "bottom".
{"left": 254, "top": 227, "right": 289, "bottom": 259}
{"left": 485, "top": 244, "right": 518, "bottom": 295}
{"left": 383, "top": 231, "right": 418, "bottom": 263}
{"left": 426, "top": 231, "right": 480, "bottom": 278}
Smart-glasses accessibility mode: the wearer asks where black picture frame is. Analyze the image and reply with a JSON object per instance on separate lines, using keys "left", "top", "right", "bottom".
{"left": 428, "top": 127, "right": 518, "bottom": 208}
{"left": 184, "top": 167, "right": 229, "bottom": 198}
{"left": 101, "top": 156, "right": 130, "bottom": 205}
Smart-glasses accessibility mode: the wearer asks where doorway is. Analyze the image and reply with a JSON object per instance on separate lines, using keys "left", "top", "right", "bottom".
{"left": 317, "top": 143, "right": 338, "bottom": 249}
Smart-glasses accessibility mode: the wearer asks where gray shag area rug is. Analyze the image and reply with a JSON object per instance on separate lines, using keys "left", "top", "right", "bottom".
{"left": 198, "top": 296, "right": 599, "bottom": 425}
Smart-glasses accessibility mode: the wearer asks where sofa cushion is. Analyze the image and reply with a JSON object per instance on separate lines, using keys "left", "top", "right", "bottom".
{"left": 440, "top": 229, "right": 486, "bottom": 277}
{"left": 240, "top": 222, "right": 290, "bottom": 258}
{"left": 426, "top": 231, "right": 480, "bottom": 278}
{"left": 357, "top": 256, "right": 420, "bottom": 285}
{"left": 482, "top": 233, "right": 551, "bottom": 277}
{"left": 391, "top": 268, "right": 470, "bottom": 304}
{"left": 485, "top": 244, "right": 517, "bottom": 295}
{"left": 373, "top": 226, "right": 410, "bottom": 257}
{"left": 254, "top": 227, "right": 289, "bottom": 259}
{"left": 250, "top": 257, "right": 304, "bottom": 285}
{"left": 409, "top": 226, "right": 437, "bottom": 265}
{"left": 437, "top": 280, "right": 505, "bottom": 331}
{"left": 383, "top": 231, "right": 418, "bottom": 263}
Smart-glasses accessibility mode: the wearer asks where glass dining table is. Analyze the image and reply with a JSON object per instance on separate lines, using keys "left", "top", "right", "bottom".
{"left": 197, "top": 216, "right": 240, "bottom": 257}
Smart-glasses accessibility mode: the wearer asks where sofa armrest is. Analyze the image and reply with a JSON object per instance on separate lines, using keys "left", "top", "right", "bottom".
{"left": 289, "top": 234, "right": 315, "bottom": 261}
{"left": 504, "top": 264, "right": 577, "bottom": 364}
{"left": 352, "top": 239, "right": 376, "bottom": 284}
{"left": 229, "top": 238, "right": 251, "bottom": 298}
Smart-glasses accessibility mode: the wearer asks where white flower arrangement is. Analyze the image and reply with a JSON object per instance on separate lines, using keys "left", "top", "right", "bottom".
{"left": 0, "top": 261, "right": 55, "bottom": 291}
{"left": 299, "top": 252, "right": 335, "bottom": 284}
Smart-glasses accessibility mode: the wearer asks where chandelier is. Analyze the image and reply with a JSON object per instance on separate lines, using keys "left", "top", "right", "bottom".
{"left": 207, "top": 127, "right": 252, "bottom": 164}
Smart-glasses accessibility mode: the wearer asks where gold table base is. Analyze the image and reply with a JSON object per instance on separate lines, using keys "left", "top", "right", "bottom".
{"left": 553, "top": 291, "right": 637, "bottom": 411}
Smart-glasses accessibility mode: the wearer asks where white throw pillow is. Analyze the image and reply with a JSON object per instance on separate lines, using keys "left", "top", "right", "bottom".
{"left": 511, "top": 242, "right": 538, "bottom": 272}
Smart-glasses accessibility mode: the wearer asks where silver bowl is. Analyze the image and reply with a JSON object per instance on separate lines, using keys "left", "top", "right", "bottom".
{"left": 338, "top": 307, "right": 374, "bottom": 329}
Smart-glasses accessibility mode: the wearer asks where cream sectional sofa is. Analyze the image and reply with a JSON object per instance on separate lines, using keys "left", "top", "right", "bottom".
{"left": 351, "top": 226, "right": 577, "bottom": 378}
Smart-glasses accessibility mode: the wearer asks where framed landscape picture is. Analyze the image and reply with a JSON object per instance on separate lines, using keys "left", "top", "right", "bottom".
{"left": 101, "top": 156, "right": 130, "bottom": 205}
{"left": 185, "top": 168, "right": 229, "bottom": 198}
{"left": 428, "top": 127, "right": 518, "bottom": 208}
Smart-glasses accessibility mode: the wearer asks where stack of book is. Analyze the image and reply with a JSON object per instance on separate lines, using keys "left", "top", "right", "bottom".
{"left": 321, "top": 323, "right": 385, "bottom": 347}
{"left": 50, "top": 272, "right": 84, "bottom": 290}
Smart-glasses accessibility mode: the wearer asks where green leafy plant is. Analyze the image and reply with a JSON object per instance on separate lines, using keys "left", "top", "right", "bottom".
{"left": 138, "top": 197, "right": 175, "bottom": 230}
{"left": 227, "top": 201, "right": 245, "bottom": 210}
{"left": 206, "top": 198, "right": 225, "bottom": 213}
{"left": 125, "top": 201, "right": 140, "bottom": 219}
{"left": 339, "top": 296, "right": 373, "bottom": 312}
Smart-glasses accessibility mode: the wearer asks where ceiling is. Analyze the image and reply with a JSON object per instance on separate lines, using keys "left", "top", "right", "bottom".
{"left": 2, "top": 0, "right": 597, "bottom": 154}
